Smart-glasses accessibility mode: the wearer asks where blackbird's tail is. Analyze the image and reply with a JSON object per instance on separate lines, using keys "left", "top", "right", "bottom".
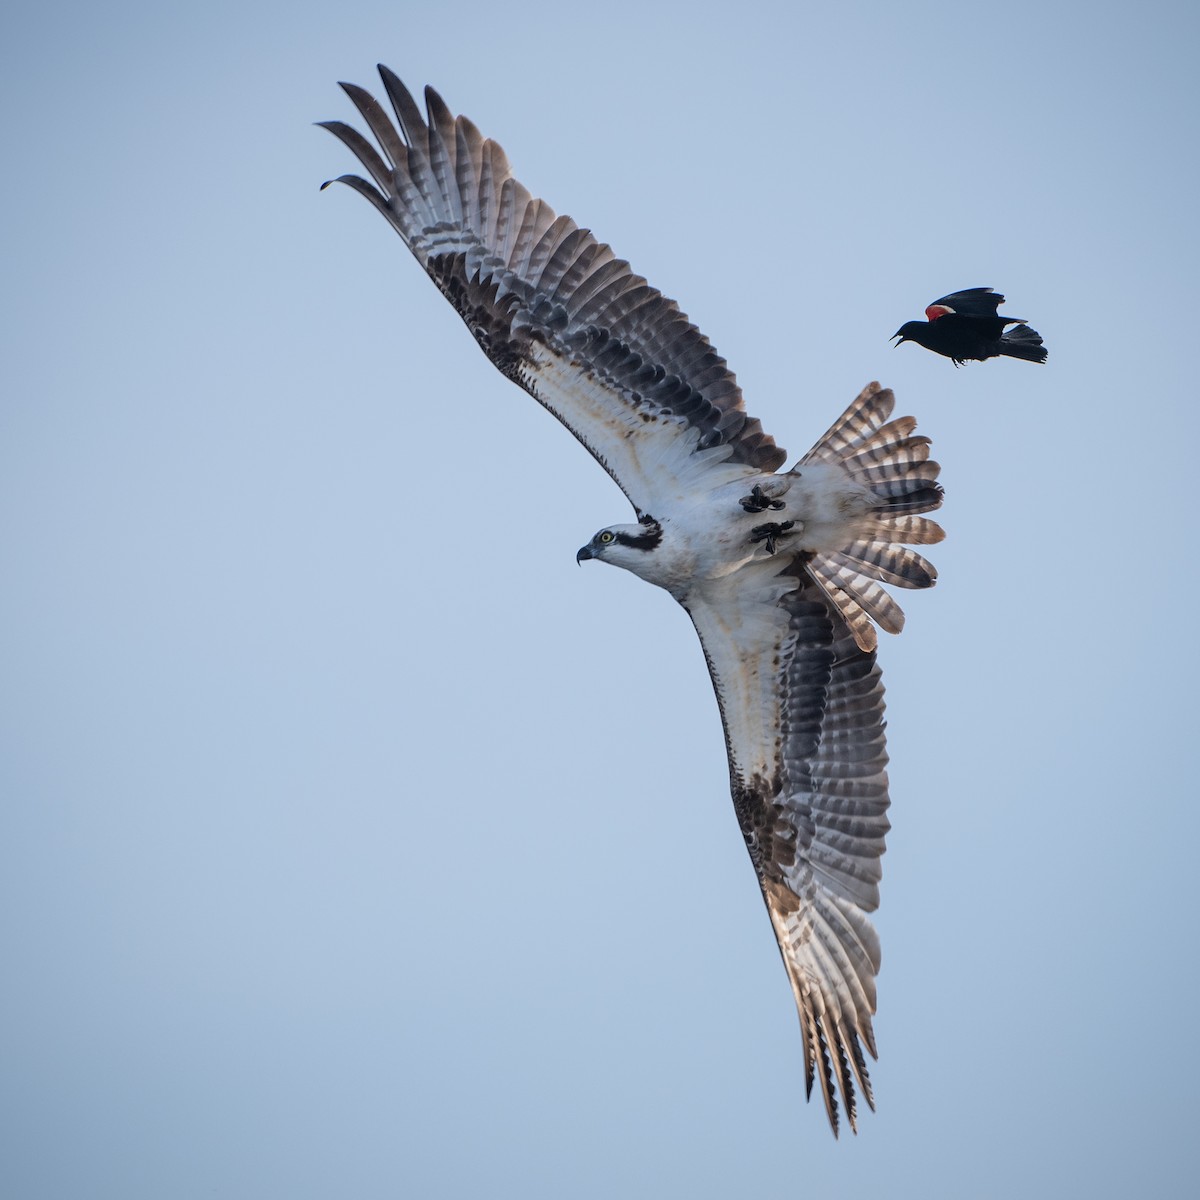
{"left": 1000, "top": 323, "right": 1048, "bottom": 363}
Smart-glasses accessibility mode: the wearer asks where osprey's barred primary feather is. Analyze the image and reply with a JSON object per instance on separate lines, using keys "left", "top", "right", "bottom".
{"left": 320, "top": 67, "right": 944, "bottom": 1136}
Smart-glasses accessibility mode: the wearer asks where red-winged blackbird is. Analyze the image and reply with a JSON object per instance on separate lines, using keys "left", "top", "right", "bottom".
{"left": 893, "top": 288, "right": 1047, "bottom": 366}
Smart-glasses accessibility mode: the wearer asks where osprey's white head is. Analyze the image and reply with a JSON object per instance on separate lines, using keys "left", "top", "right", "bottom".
{"left": 576, "top": 521, "right": 664, "bottom": 570}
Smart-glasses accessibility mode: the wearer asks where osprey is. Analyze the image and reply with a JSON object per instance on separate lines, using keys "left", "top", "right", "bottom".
{"left": 320, "top": 67, "right": 944, "bottom": 1136}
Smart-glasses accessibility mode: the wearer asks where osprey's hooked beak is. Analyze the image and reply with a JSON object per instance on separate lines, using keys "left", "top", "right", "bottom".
{"left": 576, "top": 545, "right": 593, "bottom": 565}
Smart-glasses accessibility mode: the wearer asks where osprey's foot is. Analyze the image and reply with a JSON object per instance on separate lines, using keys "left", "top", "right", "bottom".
{"left": 739, "top": 484, "right": 787, "bottom": 514}
{"left": 749, "top": 520, "right": 796, "bottom": 555}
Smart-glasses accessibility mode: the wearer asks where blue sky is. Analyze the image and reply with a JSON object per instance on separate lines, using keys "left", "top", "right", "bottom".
{"left": 3, "top": 2, "right": 1197, "bottom": 1196}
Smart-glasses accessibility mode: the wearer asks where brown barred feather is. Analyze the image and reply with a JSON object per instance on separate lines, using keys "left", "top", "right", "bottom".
{"left": 794, "top": 384, "right": 944, "bottom": 650}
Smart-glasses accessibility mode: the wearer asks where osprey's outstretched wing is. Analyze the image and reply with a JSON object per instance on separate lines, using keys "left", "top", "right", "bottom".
{"left": 320, "top": 67, "right": 785, "bottom": 517}
{"left": 687, "top": 571, "right": 888, "bottom": 1137}
{"left": 684, "top": 384, "right": 942, "bottom": 1135}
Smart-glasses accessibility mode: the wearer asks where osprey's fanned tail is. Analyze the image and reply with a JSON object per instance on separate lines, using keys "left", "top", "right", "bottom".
{"left": 800, "top": 383, "right": 944, "bottom": 652}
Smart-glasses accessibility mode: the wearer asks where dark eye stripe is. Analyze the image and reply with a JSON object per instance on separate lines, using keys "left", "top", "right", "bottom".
{"left": 613, "top": 524, "right": 663, "bottom": 551}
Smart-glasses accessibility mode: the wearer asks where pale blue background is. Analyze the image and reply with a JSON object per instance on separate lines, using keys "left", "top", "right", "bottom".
{"left": 3, "top": 2, "right": 1197, "bottom": 1197}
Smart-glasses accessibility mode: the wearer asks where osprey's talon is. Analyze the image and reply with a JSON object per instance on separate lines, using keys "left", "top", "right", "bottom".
{"left": 739, "top": 484, "right": 786, "bottom": 514}
{"left": 749, "top": 519, "right": 796, "bottom": 555}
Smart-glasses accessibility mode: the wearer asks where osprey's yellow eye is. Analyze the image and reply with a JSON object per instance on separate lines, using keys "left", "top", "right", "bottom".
{"left": 598, "top": 530, "right": 615, "bottom": 545}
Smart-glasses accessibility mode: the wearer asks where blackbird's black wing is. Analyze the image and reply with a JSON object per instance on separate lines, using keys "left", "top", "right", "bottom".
{"left": 926, "top": 287, "right": 1022, "bottom": 324}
